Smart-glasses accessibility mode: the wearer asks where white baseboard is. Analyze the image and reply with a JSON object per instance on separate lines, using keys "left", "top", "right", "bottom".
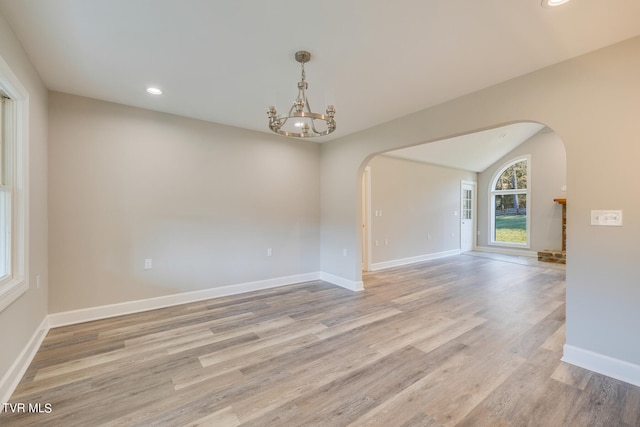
{"left": 473, "top": 246, "right": 537, "bottom": 258}
{"left": 370, "top": 249, "right": 461, "bottom": 271}
{"left": 320, "top": 272, "right": 364, "bottom": 291}
{"left": 7, "top": 274, "right": 640, "bottom": 404}
{"left": 2, "top": 270, "right": 364, "bottom": 401}
{"left": 48, "top": 272, "right": 323, "bottom": 328}
{"left": 562, "top": 344, "right": 640, "bottom": 388}
{"left": 0, "top": 316, "right": 50, "bottom": 402}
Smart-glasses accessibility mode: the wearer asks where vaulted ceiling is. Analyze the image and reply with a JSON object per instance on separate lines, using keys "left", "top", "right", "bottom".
{"left": 1, "top": 1, "right": 639, "bottom": 156}
{"left": 385, "top": 122, "right": 547, "bottom": 172}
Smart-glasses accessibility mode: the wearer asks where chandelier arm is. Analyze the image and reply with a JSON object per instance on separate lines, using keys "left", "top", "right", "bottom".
{"left": 269, "top": 111, "right": 334, "bottom": 137}
{"left": 306, "top": 98, "right": 322, "bottom": 134}
{"left": 274, "top": 112, "right": 332, "bottom": 121}
{"left": 304, "top": 95, "right": 312, "bottom": 113}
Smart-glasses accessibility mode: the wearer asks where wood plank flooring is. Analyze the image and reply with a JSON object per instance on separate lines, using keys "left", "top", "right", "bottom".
{"left": 3, "top": 254, "right": 640, "bottom": 426}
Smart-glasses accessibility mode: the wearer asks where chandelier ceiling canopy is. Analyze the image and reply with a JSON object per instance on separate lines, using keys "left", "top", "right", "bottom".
{"left": 267, "top": 51, "right": 335, "bottom": 138}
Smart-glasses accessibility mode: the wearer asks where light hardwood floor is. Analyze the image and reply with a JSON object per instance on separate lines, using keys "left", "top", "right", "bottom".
{"left": 2, "top": 254, "right": 639, "bottom": 426}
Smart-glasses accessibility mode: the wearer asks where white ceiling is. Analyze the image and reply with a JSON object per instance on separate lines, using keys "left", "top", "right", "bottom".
{"left": 385, "top": 122, "right": 546, "bottom": 172}
{"left": 1, "top": 0, "right": 639, "bottom": 151}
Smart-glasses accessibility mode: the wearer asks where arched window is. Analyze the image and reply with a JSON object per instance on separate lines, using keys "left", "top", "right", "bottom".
{"left": 490, "top": 156, "right": 530, "bottom": 247}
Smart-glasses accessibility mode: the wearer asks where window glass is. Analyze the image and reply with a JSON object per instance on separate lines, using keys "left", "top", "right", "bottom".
{"left": 0, "top": 95, "right": 9, "bottom": 281}
{"left": 0, "top": 186, "right": 6, "bottom": 277}
{"left": 0, "top": 72, "right": 28, "bottom": 312}
{"left": 494, "top": 160, "right": 527, "bottom": 191}
{"left": 490, "top": 158, "right": 529, "bottom": 246}
{"left": 463, "top": 189, "right": 472, "bottom": 220}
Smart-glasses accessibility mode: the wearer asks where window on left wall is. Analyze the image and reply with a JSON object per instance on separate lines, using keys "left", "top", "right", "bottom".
{"left": 0, "top": 58, "right": 28, "bottom": 313}
{"left": 0, "top": 93, "right": 12, "bottom": 281}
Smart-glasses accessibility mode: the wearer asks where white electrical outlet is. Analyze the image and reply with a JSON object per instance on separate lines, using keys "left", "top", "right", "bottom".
{"left": 267, "top": 247, "right": 273, "bottom": 256}
{"left": 343, "top": 248, "right": 348, "bottom": 256}
{"left": 591, "top": 210, "right": 623, "bottom": 226}
{"left": 36, "top": 275, "right": 41, "bottom": 289}
{"left": 144, "top": 259, "right": 153, "bottom": 270}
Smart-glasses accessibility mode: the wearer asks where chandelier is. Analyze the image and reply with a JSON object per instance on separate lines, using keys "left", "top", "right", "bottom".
{"left": 267, "top": 51, "right": 335, "bottom": 138}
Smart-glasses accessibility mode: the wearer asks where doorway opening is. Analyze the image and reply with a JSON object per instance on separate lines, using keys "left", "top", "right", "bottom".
{"left": 361, "top": 167, "right": 371, "bottom": 271}
{"left": 359, "top": 122, "right": 566, "bottom": 277}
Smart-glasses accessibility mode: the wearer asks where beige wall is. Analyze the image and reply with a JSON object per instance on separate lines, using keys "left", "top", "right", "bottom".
{"left": 2, "top": 8, "right": 639, "bottom": 389}
{"left": 367, "top": 155, "right": 476, "bottom": 264}
{"left": 477, "top": 130, "right": 567, "bottom": 251}
{"left": 48, "top": 92, "right": 321, "bottom": 313}
{"left": 0, "top": 15, "right": 48, "bottom": 380}
{"left": 320, "top": 36, "right": 640, "bottom": 366}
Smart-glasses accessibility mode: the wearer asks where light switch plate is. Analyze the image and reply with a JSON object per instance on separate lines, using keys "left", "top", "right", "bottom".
{"left": 590, "top": 210, "right": 622, "bottom": 226}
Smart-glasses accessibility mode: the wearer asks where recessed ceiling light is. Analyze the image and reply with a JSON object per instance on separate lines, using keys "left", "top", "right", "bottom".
{"left": 541, "top": 0, "right": 570, "bottom": 8}
{"left": 146, "top": 87, "right": 162, "bottom": 95}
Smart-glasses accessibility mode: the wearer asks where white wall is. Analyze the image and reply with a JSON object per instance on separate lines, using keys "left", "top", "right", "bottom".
{"left": 368, "top": 155, "right": 476, "bottom": 266}
{"left": 477, "top": 130, "right": 566, "bottom": 251}
{"left": 48, "top": 92, "right": 321, "bottom": 313}
{"left": 0, "top": 14, "right": 48, "bottom": 388}
{"left": 320, "top": 36, "right": 640, "bottom": 371}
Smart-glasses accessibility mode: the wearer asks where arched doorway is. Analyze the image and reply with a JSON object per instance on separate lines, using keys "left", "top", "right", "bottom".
{"left": 360, "top": 122, "right": 566, "bottom": 277}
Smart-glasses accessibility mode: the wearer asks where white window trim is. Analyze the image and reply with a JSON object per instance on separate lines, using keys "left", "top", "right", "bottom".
{"left": 0, "top": 55, "right": 29, "bottom": 313}
{"left": 489, "top": 155, "right": 531, "bottom": 249}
